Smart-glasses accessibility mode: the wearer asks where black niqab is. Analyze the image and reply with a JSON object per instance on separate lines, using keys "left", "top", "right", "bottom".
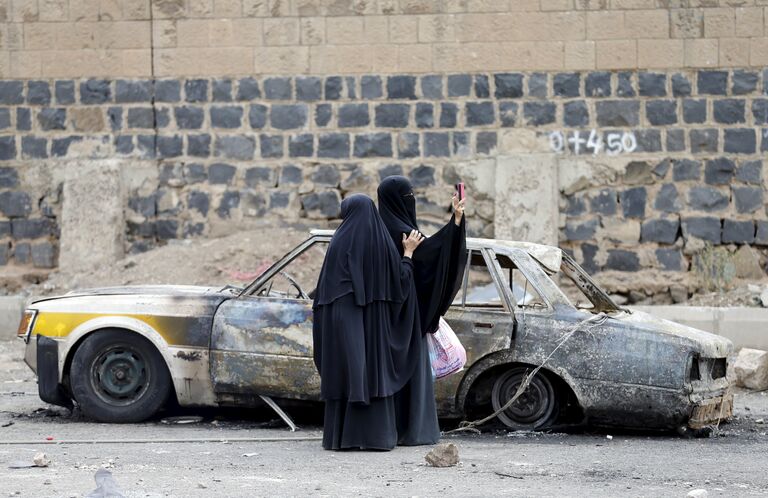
{"left": 377, "top": 176, "right": 468, "bottom": 334}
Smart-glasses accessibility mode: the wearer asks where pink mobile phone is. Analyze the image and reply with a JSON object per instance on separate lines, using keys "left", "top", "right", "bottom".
{"left": 455, "top": 182, "right": 465, "bottom": 200}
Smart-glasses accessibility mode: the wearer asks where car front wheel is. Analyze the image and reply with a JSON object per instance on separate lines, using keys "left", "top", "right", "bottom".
{"left": 70, "top": 330, "right": 171, "bottom": 423}
{"left": 491, "top": 367, "right": 558, "bottom": 430}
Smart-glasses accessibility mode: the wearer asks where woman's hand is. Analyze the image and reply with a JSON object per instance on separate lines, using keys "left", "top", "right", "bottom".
{"left": 402, "top": 229, "right": 425, "bottom": 258}
{"left": 452, "top": 193, "right": 466, "bottom": 226}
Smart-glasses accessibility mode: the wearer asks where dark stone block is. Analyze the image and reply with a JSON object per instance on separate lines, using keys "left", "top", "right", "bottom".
{"left": 31, "top": 242, "right": 56, "bottom": 268}
{"left": 52, "top": 136, "right": 82, "bottom": 157}
{"left": 270, "top": 191, "right": 291, "bottom": 209}
{"left": 338, "top": 103, "right": 370, "bottom": 127}
{"left": 581, "top": 243, "right": 599, "bottom": 274}
{"left": 736, "top": 160, "right": 762, "bottom": 184}
{"left": 38, "top": 108, "right": 66, "bottom": 130}
{"left": 0, "top": 109, "right": 9, "bottom": 129}
{"left": 656, "top": 248, "right": 684, "bottom": 271}
{"left": 439, "top": 103, "right": 458, "bottom": 128}
{"left": 236, "top": 77, "right": 261, "bottom": 101}
{"left": 689, "top": 129, "right": 718, "bottom": 154}
{"left": 641, "top": 218, "right": 679, "bottom": 244}
{"left": 697, "top": 70, "right": 728, "bottom": 95}
{"left": 553, "top": 72, "right": 580, "bottom": 97}
{"left": 634, "top": 130, "right": 662, "bottom": 153}
{"left": 652, "top": 158, "right": 671, "bottom": 179}
{"left": 13, "top": 242, "right": 30, "bottom": 264}
{"left": 476, "top": 131, "right": 497, "bottom": 155}
{"left": 733, "top": 186, "right": 762, "bottom": 213}
{"left": 280, "top": 165, "right": 303, "bottom": 185}
{"left": 22, "top": 136, "right": 47, "bottom": 159}
{"left": 318, "top": 133, "right": 350, "bottom": 158}
{"left": 397, "top": 133, "right": 419, "bottom": 158}
{"left": 453, "top": 132, "right": 470, "bottom": 156}
{"left": 475, "top": 75, "right": 489, "bottom": 98}
{"left": 688, "top": 186, "right": 729, "bottom": 211}
{"left": 447, "top": 74, "right": 471, "bottom": 97}
{"left": 183, "top": 222, "right": 205, "bottom": 237}
{"left": 590, "top": 189, "right": 617, "bottom": 215}
{"left": 11, "top": 218, "right": 55, "bottom": 239}
{"left": 155, "top": 80, "right": 181, "bottom": 102}
{"left": 27, "top": 81, "right": 51, "bottom": 105}
{"left": 127, "top": 107, "right": 154, "bottom": 128}
{"left": 264, "top": 77, "right": 292, "bottom": 100}
{"left": 129, "top": 195, "right": 156, "bottom": 217}
{"left": 354, "top": 133, "right": 392, "bottom": 158}
{"left": 346, "top": 77, "right": 356, "bottom": 99}
{"left": 325, "top": 76, "right": 343, "bottom": 100}
{"left": 620, "top": 187, "right": 646, "bottom": 218}
{"left": 311, "top": 164, "right": 340, "bottom": 186}
{"left": 671, "top": 73, "right": 691, "bottom": 97}
{"left": 494, "top": 73, "right": 524, "bottom": 98}
{"left": 605, "top": 250, "right": 640, "bottom": 272}
{"left": 136, "top": 135, "right": 156, "bottom": 159}
{"left": 186, "top": 191, "right": 209, "bottom": 216}
{"left": 80, "top": 79, "right": 111, "bottom": 104}
{"left": 187, "top": 134, "right": 211, "bottom": 157}
{"left": 666, "top": 129, "right": 685, "bottom": 152}
{"left": 655, "top": 183, "right": 683, "bottom": 213}
{"left": 752, "top": 99, "right": 768, "bottom": 124}
{"left": 0, "top": 136, "right": 16, "bottom": 160}
{"left": 565, "top": 195, "right": 586, "bottom": 216}
{"left": 563, "top": 101, "right": 588, "bottom": 127}
{"left": 210, "top": 105, "right": 243, "bottom": 128}
{"left": 375, "top": 103, "right": 410, "bottom": 127}
{"left": 616, "top": 72, "right": 635, "bottom": 97}
{"left": 724, "top": 128, "right": 756, "bottom": 154}
{"left": 595, "top": 100, "right": 639, "bottom": 127}
{"left": 409, "top": 165, "right": 435, "bottom": 188}
{"left": 424, "top": 132, "right": 450, "bottom": 157}
{"left": 387, "top": 76, "right": 416, "bottom": 99}
{"left": 154, "top": 107, "right": 171, "bottom": 128}
{"left": 714, "top": 99, "right": 745, "bottom": 124}
{"left": 585, "top": 72, "right": 610, "bottom": 97}
{"left": 0, "top": 191, "right": 31, "bottom": 217}
{"left": 158, "top": 164, "right": 185, "bottom": 186}
{"left": 157, "top": 135, "right": 183, "bottom": 158}
{"left": 563, "top": 219, "right": 598, "bottom": 241}
{"left": 114, "top": 135, "right": 133, "bottom": 155}
{"left": 301, "top": 191, "right": 341, "bottom": 218}
{"left": 259, "top": 134, "right": 284, "bottom": 158}
{"left": 523, "top": 102, "right": 556, "bottom": 126}
{"left": 55, "top": 80, "right": 75, "bottom": 105}
{"left": 361, "top": 75, "right": 382, "bottom": 99}
{"left": 0, "top": 81, "right": 23, "bottom": 104}
{"left": 638, "top": 72, "right": 666, "bottom": 97}
{"left": 174, "top": 106, "right": 204, "bottom": 129}
{"left": 214, "top": 135, "right": 255, "bottom": 160}
{"left": 156, "top": 219, "right": 180, "bottom": 239}
{"left": 0, "top": 167, "right": 18, "bottom": 188}
{"left": 379, "top": 164, "right": 403, "bottom": 180}
{"left": 184, "top": 163, "right": 207, "bottom": 184}
{"left": 184, "top": 79, "right": 208, "bottom": 102}
{"left": 705, "top": 157, "right": 735, "bottom": 184}
{"left": 415, "top": 103, "right": 434, "bottom": 128}
{"left": 646, "top": 100, "right": 677, "bottom": 126}
{"left": 16, "top": 108, "right": 31, "bottom": 131}
{"left": 733, "top": 70, "right": 758, "bottom": 95}
{"left": 499, "top": 102, "right": 517, "bottom": 127}
{"left": 296, "top": 77, "right": 322, "bottom": 101}
{"left": 722, "top": 219, "right": 755, "bottom": 244}
{"left": 245, "top": 166, "right": 275, "bottom": 187}
{"left": 270, "top": 104, "right": 308, "bottom": 130}
{"left": 288, "top": 134, "right": 313, "bottom": 158}
{"left": 466, "top": 101, "right": 494, "bottom": 126}
{"left": 315, "top": 104, "right": 332, "bottom": 127}
{"left": 212, "top": 79, "right": 233, "bottom": 102}
{"left": 107, "top": 107, "right": 122, "bottom": 131}
{"left": 116, "top": 80, "right": 152, "bottom": 103}
{"left": 209, "top": 163, "right": 236, "bottom": 185}
{"left": 528, "top": 73, "right": 548, "bottom": 98}
{"left": 248, "top": 104, "right": 267, "bottom": 129}
{"left": 682, "top": 99, "right": 706, "bottom": 124}
{"left": 757, "top": 221, "right": 768, "bottom": 245}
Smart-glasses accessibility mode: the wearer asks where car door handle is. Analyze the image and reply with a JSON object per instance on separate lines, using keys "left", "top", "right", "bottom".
{"left": 473, "top": 322, "right": 494, "bottom": 328}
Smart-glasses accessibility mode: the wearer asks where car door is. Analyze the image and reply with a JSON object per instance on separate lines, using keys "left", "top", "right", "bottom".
{"left": 209, "top": 239, "right": 328, "bottom": 401}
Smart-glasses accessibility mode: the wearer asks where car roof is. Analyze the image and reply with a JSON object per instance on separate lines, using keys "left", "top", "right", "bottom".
{"left": 309, "top": 229, "right": 563, "bottom": 273}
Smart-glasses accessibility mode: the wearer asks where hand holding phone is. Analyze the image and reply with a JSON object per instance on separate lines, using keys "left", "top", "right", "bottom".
{"left": 455, "top": 182, "right": 465, "bottom": 200}
{"left": 453, "top": 183, "right": 466, "bottom": 225}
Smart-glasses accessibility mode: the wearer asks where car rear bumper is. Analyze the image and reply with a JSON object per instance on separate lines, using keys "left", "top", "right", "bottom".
{"left": 688, "top": 392, "right": 734, "bottom": 429}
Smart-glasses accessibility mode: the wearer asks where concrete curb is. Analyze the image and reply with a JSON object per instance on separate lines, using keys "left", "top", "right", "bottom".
{"left": 0, "top": 296, "right": 25, "bottom": 341}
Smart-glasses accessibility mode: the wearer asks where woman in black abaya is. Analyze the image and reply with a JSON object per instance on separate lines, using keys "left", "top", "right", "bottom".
{"left": 377, "top": 176, "right": 467, "bottom": 446}
{"left": 312, "top": 194, "right": 425, "bottom": 451}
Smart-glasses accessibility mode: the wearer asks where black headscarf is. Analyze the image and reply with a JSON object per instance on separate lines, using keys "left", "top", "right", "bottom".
{"left": 377, "top": 176, "right": 468, "bottom": 334}
{"left": 313, "top": 194, "right": 404, "bottom": 307}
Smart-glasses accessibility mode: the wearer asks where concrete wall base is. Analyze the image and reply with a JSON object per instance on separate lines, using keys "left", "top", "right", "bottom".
{"left": 0, "top": 296, "right": 25, "bottom": 341}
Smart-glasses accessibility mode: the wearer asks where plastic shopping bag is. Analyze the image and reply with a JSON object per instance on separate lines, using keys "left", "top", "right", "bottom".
{"left": 427, "top": 317, "right": 467, "bottom": 379}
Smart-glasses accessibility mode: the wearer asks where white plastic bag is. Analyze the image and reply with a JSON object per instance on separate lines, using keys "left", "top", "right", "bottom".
{"left": 427, "top": 317, "right": 467, "bottom": 379}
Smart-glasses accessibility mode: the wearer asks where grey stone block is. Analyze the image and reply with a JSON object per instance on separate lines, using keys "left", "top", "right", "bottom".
{"left": 184, "top": 163, "right": 207, "bottom": 183}
{"left": 280, "top": 165, "right": 303, "bottom": 185}
{"left": 585, "top": 72, "right": 610, "bottom": 97}
{"left": 16, "top": 108, "right": 31, "bottom": 131}
{"left": 476, "top": 131, "right": 497, "bottom": 155}
{"left": 705, "top": 157, "right": 735, "bottom": 185}
{"left": 722, "top": 219, "right": 755, "bottom": 244}
{"left": 656, "top": 248, "right": 684, "bottom": 271}
{"left": 116, "top": 80, "right": 152, "bottom": 103}
{"left": 55, "top": 80, "right": 75, "bottom": 104}
{"left": 415, "top": 103, "right": 434, "bottom": 128}
{"left": 375, "top": 103, "right": 410, "bottom": 128}
{"left": 338, "top": 103, "right": 370, "bottom": 127}
{"left": 354, "top": 133, "right": 392, "bottom": 158}
{"left": 553, "top": 72, "right": 580, "bottom": 97}
{"left": 387, "top": 76, "right": 417, "bottom": 99}
{"left": 129, "top": 194, "right": 156, "bottom": 217}
{"left": 633, "top": 129, "right": 662, "bottom": 153}
{"left": 136, "top": 135, "right": 156, "bottom": 158}
{"left": 641, "top": 218, "right": 680, "bottom": 244}
{"left": 523, "top": 102, "right": 556, "bottom": 126}
{"left": 724, "top": 128, "right": 756, "bottom": 154}
{"left": 214, "top": 135, "right": 255, "bottom": 160}
{"left": 11, "top": 218, "right": 54, "bottom": 239}
{"left": 209, "top": 163, "right": 236, "bottom": 185}
{"left": 733, "top": 70, "right": 758, "bottom": 95}
{"left": 697, "top": 70, "right": 728, "bottom": 95}
{"left": 0, "top": 137, "right": 16, "bottom": 160}
{"left": 114, "top": 135, "right": 133, "bottom": 155}
{"left": 248, "top": 104, "right": 268, "bottom": 129}
{"left": 187, "top": 191, "right": 210, "bottom": 216}
{"left": 757, "top": 221, "right": 768, "bottom": 245}
{"left": 452, "top": 132, "right": 469, "bottom": 156}
{"left": 21, "top": 136, "right": 47, "bottom": 159}
{"left": 318, "top": 133, "right": 350, "bottom": 158}
{"left": 185, "top": 79, "right": 208, "bottom": 102}
{"left": 27, "top": 81, "right": 51, "bottom": 105}
{"left": 361, "top": 75, "right": 383, "bottom": 99}
{"left": 397, "top": 132, "right": 419, "bottom": 158}
{"left": 474, "top": 75, "right": 489, "bottom": 98}
{"left": 666, "top": 129, "right": 685, "bottom": 152}
{"left": 620, "top": 187, "right": 646, "bottom": 218}
{"left": 499, "top": 102, "right": 517, "bottom": 127}
{"left": 80, "top": 79, "right": 111, "bottom": 104}
{"left": 0, "top": 81, "right": 24, "bottom": 104}
{"left": 379, "top": 164, "right": 403, "bottom": 180}
{"left": 127, "top": 107, "right": 154, "bottom": 128}
{"left": 564, "top": 195, "right": 586, "bottom": 216}
{"left": 655, "top": 183, "right": 683, "bottom": 213}
{"left": 13, "top": 242, "right": 30, "bottom": 264}
{"left": 301, "top": 191, "right": 341, "bottom": 219}
{"left": 671, "top": 73, "right": 691, "bottom": 97}
{"left": 646, "top": 100, "right": 677, "bottom": 126}
{"left": 270, "top": 104, "right": 308, "bottom": 130}
{"left": 315, "top": 104, "right": 332, "bottom": 127}
{"left": 296, "top": 77, "right": 322, "bottom": 101}
{"left": 447, "top": 74, "right": 472, "bottom": 97}
{"left": 212, "top": 79, "right": 233, "bottom": 102}
{"left": 245, "top": 166, "right": 276, "bottom": 188}
{"left": 31, "top": 242, "right": 56, "bottom": 268}
{"left": 107, "top": 107, "right": 122, "bottom": 131}
{"left": 187, "top": 134, "right": 211, "bottom": 157}
{"left": 713, "top": 99, "right": 745, "bottom": 124}
{"left": 736, "top": 160, "right": 762, "bottom": 184}
{"left": 565, "top": 218, "right": 600, "bottom": 242}
{"left": 410, "top": 165, "right": 435, "bottom": 187}
{"left": 38, "top": 108, "right": 66, "bottom": 130}
{"left": 439, "top": 103, "right": 458, "bottom": 128}
{"left": 311, "top": 164, "right": 340, "bottom": 186}
{"left": 236, "top": 77, "right": 261, "bottom": 101}
{"left": 466, "top": 101, "right": 494, "bottom": 126}
{"left": 210, "top": 105, "right": 243, "bottom": 128}
{"left": 689, "top": 129, "right": 718, "bottom": 154}
{"left": 0, "top": 191, "right": 32, "bottom": 217}
{"left": 752, "top": 99, "right": 768, "bottom": 124}
{"left": 605, "top": 249, "right": 640, "bottom": 271}
{"left": 259, "top": 134, "right": 284, "bottom": 158}
{"left": 157, "top": 135, "right": 183, "bottom": 158}
{"left": 732, "top": 186, "right": 763, "bottom": 213}
{"left": 289, "top": 134, "right": 313, "bottom": 157}
{"left": 0, "top": 167, "right": 18, "bottom": 188}
{"left": 563, "top": 101, "right": 588, "bottom": 127}
{"left": 156, "top": 219, "right": 180, "bottom": 238}
{"left": 580, "top": 243, "right": 599, "bottom": 274}
{"left": 595, "top": 100, "right": 639, "bottom": 127}
{"left": 155, "top": 80, "right": 181, "bottom": 102}
{"left": 494, "top": 73, "right": 524, "bottom": 98}
{"left": 616, "top": 72, "right": 635, "bottom": 97}
{"left": 424, "top": 132, "right": 450, "bottom": 157}
{"left": 688, "top": 186, "right": 729, "bottom": 211}
{"left": 528, "top": 73, "right": 548, "bottom": 98}
{"left": 264, "top": 77, "right": 292, "bottom": 100}
{"left": 175, "top": 106, "right": 204, "bottom": 129}
{"left": 0, "top": 109, "right": 10, "bottom": 129}
{"left": 325, "top": 76, "right": 343, "bottom": 100}
{"left": 638, "top": 72, "right": 666, "bottom": 97}
{"left": 590, "top": 189, "right": 617, "bottom": 215}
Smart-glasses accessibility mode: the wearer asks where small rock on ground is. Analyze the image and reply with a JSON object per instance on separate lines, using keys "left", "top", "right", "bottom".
{"left": 687, "top": 489, "right": 708, "bottom": 498}
{"left": 425, "top": 443, "right": 459, "bottom": 468}
{"left": 734, "top": 348, "right": 768, "bottom": 390}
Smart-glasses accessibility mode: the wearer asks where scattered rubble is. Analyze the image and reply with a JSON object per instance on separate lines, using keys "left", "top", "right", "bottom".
{"left": 687, "top": 489, "right": 708, "bottom": 498}
{"left": 8, "top": 452, "right": 50, "bottom": 469}
{"left": 734, "top": 349, "right": 768, "bottom": 390}
{"left": 425, "top": 443, "right": 459, "bottom": 468}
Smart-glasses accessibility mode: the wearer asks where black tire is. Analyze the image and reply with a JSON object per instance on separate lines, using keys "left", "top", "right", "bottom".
{"left": 70, "top": 330, "right": 171, "bottom": 423}
{"left": 491, "top": 367, "right": 558, "bottom": 431}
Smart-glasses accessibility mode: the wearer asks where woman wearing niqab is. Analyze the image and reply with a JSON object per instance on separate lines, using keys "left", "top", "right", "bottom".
{"left": 312, "top": 194, "right": 425, "bottom": 451}
{"left": 377, "top": 176, "right": 468, "bottom": 446}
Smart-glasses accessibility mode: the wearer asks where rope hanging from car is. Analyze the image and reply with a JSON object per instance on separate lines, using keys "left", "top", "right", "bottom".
{"left": 444, "top": 312, "right": 610, "bottom": 435}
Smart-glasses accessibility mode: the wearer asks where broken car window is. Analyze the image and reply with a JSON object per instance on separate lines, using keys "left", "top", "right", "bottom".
{"left": 257, "top": 241, "right": 329, "bottom": 300}
{"left": 494, "top": 254, "right": 547, "bottom": 309}
{"left": 455, "top": 250, "right": 504, "bottom": 309}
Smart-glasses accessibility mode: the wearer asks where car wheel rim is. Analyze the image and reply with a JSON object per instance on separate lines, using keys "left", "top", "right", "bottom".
{"left": 492, "top": 369, "right": 555, "bottom": 429}
{"left": 90, "top": 346, "right": 150, "bottom": 406}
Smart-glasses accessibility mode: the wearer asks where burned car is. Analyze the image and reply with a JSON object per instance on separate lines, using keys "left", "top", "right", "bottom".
{"left": 19, "top": 230, "right": 733, "bottom": 431}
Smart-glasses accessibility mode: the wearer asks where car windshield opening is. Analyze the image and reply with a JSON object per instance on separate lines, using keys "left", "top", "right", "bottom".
{"left": 493, "top": 254, "right": 547, "bottom": 310}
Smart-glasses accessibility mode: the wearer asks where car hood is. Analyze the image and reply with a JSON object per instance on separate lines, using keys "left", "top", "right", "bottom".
{"left": 614, "top": 310, "right": 733, "bottom": 358}
{"left": 32, "top": 285, "right": 235, "bottom": 304}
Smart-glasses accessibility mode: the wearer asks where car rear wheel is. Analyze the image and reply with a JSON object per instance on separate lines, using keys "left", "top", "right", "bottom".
{"left": 70, "top": 330, "right": 171, "bottom": 423}
{"left": 491, "top": 367, "right": 558, "bottom": 430}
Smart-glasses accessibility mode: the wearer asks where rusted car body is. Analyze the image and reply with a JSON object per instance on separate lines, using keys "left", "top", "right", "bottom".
{"left": 19, "top": 230, "right": 733, "bottom": 431}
